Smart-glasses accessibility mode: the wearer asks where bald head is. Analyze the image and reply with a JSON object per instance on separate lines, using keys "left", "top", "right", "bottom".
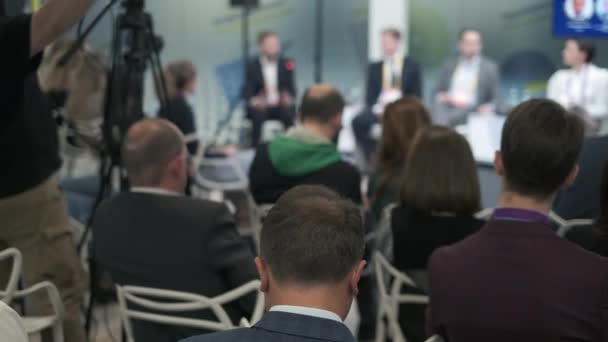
{"left": 299, "top": 84, "right": 345, "bottom": 124}
{"left": 122, "top": 119, "right": 186, "bottom": 187}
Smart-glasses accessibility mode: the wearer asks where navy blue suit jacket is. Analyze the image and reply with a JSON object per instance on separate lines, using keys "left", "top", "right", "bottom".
{"left": 181, "top": 311, "right": 356, "bottom": 342}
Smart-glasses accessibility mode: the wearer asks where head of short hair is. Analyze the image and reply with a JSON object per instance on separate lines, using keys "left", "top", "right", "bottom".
{"left": 458, "top": 28, "right": 482, "bottom": 41}
{"left": 373, "top": 97, "right": 430, "bottom": 204}
{"left": 161, "top": 60, "right": 197, "bottom": 99}
{"left": 122, "top": 119, "right": 185, "bottom": 186}
{"left": 299, "top": 84, "right": 345, "bottom": 124}
{"left": 400, "top": 126, "right": 481, "bottom": 215}
{"left": 500, "top": 99, "right": 584, "bottom": 200}
{"left": 382, "top": 27, "right": 402, "bottom": 41}
{"left": 260, "top": 185, "right": 364, "bottom": 286}
{"left": 257, "top": 31, "right": 278, "bottom": 45}
{"left": 570, "top": 39, "right": 596, "bottom": 63}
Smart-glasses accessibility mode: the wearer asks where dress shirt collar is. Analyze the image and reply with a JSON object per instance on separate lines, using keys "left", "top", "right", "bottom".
{"left": 130, "top": 187, "right": 182, "bottom": 197}
{"left": 492, "top": 207, "right": 552, "bottom": 226}
{"left": 270, "top": 305, "right": 342, "bottom": 322}
{"left": 260, "top": 55, "right": 279, "bottom": 66}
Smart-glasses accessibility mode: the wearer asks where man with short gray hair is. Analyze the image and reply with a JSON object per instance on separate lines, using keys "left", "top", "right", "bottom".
{"left": 93, "top": 119, "right": 258, "bottom": 342}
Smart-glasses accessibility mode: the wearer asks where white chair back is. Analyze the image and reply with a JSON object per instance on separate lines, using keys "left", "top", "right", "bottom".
{"left": 374, "top": 252, "right": 428, "bottom": 342}
{"left": 117, "top": 280, "right": 263, "bottom": 342}
{"left": 475, "top": 208, "right": 593, "bottom": 239}
{"left": 0, "top": 248, "right": 65, "bottom": 342}
{"left": 0, "top": 248, "right": 22, "bottom": 304}
{"left": 425, "top": 335, "right": 445, "bottom": 342}
{"left": 556, "top": 219, "right": 595, "bottom": 237}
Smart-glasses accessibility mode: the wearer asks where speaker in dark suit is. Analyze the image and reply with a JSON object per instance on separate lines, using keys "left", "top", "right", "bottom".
{"left": 242, "top": 31, "right": 296, "bottom": 146}
{"left": 352, "top": 28, "right": 423, "bottom": 160}
{"left": 93, "top": 119, "right": 258, "bottom": 342}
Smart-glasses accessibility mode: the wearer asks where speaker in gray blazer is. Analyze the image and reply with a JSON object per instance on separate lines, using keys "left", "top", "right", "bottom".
{"left": 432, "top": 55, "right": 504, "bottom": 126}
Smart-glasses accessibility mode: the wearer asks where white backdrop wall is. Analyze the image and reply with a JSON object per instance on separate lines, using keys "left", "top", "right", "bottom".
{"left": 368, "top": 0, "right": 409, "bottom": 61}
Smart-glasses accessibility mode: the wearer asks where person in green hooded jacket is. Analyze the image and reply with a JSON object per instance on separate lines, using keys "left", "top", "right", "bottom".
{"left": 249, "top": 84, "right": 362, "bottom": 205}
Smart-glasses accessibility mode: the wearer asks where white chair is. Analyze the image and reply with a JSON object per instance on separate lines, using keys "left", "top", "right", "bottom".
{"left": 0, "top": 248, "right": 22, "bottom": 304}
{"left": 374, "top": 252, "right": 428, "bottom": 342}
{"left": 556, "top": 218, "right": 594, "bottom": 237}
{"left": 425, "top": 335, "right": 445, "bottom": 342}
{"left": 116, "top": 280, "right": 264, "bottom": 342}
{"left": 0, "top": 248, "right": 65, "bottom": 342}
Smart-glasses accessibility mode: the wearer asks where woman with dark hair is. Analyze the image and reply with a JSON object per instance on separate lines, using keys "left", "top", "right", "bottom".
{"left": 393, "top": 126, "right": 484, "bottom": 270}
{"left": 368, "top": 96, "right": 430, "bottom": 219}
{"left": 566, "top": 162, "right": 608, "bottom": 256}
{"left": 391, "top": 126, "right": 484, "bottom": 342}
{"left": 158, "top": 60, "right": 199, "bottom": 154}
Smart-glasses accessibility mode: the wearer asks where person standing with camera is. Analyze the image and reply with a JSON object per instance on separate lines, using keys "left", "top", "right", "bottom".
{"left": 1, "top": 1, "right": 95, "bottom": 341}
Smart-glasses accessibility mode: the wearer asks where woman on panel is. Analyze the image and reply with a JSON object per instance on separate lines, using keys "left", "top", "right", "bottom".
{"left": 367, "top": 96, "right": 430, "bottom": 220}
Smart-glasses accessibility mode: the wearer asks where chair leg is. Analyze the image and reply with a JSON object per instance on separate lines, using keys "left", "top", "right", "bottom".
{"left": 53, "top": 323, "right": 65, "bottom": 342}
{"left": 374, "top": 308, "right": 384, "bottom": 342}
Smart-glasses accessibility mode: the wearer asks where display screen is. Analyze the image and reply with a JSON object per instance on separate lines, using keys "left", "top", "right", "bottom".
{"left": 554, "top": 0, "right": 608, "bottom": 37}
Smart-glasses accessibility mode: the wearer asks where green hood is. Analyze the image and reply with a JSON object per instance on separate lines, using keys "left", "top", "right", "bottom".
{"left": 269, "top": 136, "right": 341, "bottom": 177}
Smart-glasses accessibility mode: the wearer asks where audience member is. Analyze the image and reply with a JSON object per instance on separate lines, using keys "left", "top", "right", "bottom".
{"left": 249, "top": 84, "right": 361, "bottom": 204}
{"left": 0, "top": 302, "right": 27, "bottom": 342}
{"left": 566, "top": 161, "right": 608, "bottom": 257}
{"left": 429, "top": 99, "right": 608, "bottom": 341}
{"left": 554, "top": 134, "right": 608, "bottom": 219}
{"left": 391, "top": 126, "right": 483, "bottom": 341}
{"left": 243, "top": 31, "right": 296, "bottom": 146}
{"left": 353, "top": 27, "right": 423, "bottom": 160}
{"left": 548, "top": 39, "right": 608, "bottom": 134}
{"left": 1, "top": 3, "right": 95, "bottom": 342}
{"left": 158, "top": 60, "right": 200, "bottom": 155}
{"left": 368, "top": 96, "right": 430, "bottom": 220}
{"left": 93, "top": 119, "right": 258, "bottom": 342}
{"left": 432, "top": 28, "right": 503, "bottom": 126}
{"left": 182, "top": 185, "right": 365, "bottom": 342}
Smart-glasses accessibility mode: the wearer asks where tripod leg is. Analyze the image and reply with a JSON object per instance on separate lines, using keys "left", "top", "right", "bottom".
{"left": 85, "top": 255, "right": 97, "bottom": 335}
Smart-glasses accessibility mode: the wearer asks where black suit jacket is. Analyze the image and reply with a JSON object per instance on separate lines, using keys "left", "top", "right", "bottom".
{"left": 93, "top": 192, "right": 258, "bottom": 342}
{"left": 366, "top": 57, "right": 422, "bottom": 107}
{"left": 391, "top": 206, "right": 483, "bottom": 270}
{"left": 242, "top": 56, "right": 296, "bottom": 103}
{"left": 554, "top": 135, "right": 608, "bottom": 220}
{"left": 429, "top": 219, "right": 608, "bottom": 341}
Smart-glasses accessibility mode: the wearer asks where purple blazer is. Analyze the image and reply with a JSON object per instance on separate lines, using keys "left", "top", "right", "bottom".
{"left": 428, "top": 219, "right": 608, "bottom": 342}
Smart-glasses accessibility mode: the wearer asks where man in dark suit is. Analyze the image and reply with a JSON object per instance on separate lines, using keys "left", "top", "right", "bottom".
{"left": 432, "top": 28, "right": 503, "bottom": 126}
{"left": 93, "top": 119, "right": 258, "bottom": 342}
{"left": 353, "top": 27, "right": 422, "bottom": 160}
{"left": 242, "top": 31, "right": 296, "bottom": 146}
{"left": 428, "top": 99, "right": 608, "bottom": 341}
{"left": 249, "top": 84, "right": 362, "bottom": 205}
{"left": 182, "top": 185, "right": 366, "bottom": 342}
{"left": 554, "top": 134, "right": 608, "bottom": 220}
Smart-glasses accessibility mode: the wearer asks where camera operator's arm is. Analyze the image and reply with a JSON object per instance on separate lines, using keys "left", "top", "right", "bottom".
{"left": 30, "top": 0, "right": 95, "bottom": 56}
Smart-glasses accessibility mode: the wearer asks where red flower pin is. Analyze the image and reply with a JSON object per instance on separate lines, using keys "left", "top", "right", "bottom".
{"left": 285, "top": 60, "right": 295, "bottom": 71}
